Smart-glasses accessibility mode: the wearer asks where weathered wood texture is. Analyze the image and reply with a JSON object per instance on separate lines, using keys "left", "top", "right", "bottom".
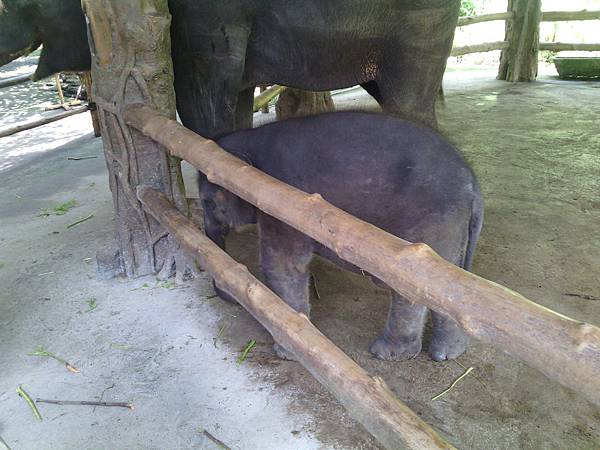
{"left": 0, "top": 106, "right": 90, "bottom": 138}
{"left": 541, "top": 10, "right": 600, "bottom": 22}
{"left": 539, "top": 42, "right": 600, "bottom": 52}
{"left": 451, "top": 41, "right": 508, "bottom": 57}
{"left": 0, "top": 73, "right": 32, "bottom": 89}
{"left": 498, "top": 0, "right": 542, "bottom": 81}
{"left": 457, "top": 12, "right": 513, "bottom": 27}
{"left": 82, "top": 0, "right": 188, "bottom": 278}
{"left": 138, "top": 186, "right": 454, "bottom": 450}
{"left": 253, "top": 85, "right": 286, "bottom": 113}
{"left": 125, "top": 105, "right": 600, "bottom": 408}
{"left": 276, "top": 89, "right": 335, "bottom": 120}
{"left": 81, "top": 72, "right": 101, "bottom": 137}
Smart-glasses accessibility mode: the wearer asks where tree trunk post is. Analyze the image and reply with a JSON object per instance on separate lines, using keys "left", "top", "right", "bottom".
{"left": 276, "top": 89, "right": 335, "bottom": 120}
{"left": 497, "top": 0, "right": 542, "bottom": 82}
{"left": 81, "top": 0, "right": 188, "bottom": 278}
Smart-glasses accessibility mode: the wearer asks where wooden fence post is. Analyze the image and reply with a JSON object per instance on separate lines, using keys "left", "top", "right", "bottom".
{"left": 81, "top": 0, "right": 188, "bottom": 278}
{"left": 276, "top": 89, "right": 335, "bottom": 120}
{"left": 81, "top": 72, "right": 101, "bottom": 137}
{"left": 498, "top": 0, "right": 542, "bottom": 81}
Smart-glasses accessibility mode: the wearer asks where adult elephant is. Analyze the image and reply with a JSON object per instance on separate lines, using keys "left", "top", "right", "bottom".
{"left": 0, "top": 0, "right": 460, "bottom": 137}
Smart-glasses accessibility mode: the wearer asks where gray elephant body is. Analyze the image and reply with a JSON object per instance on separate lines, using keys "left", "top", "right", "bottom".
{"left": 171, "top": 0, "right": 460, "bottom": 136}
{"left": 1, "top": 0, "right": 459, "bottom": 137}
{"left": 201, "top": 112, "right": 483, "bottom": 361}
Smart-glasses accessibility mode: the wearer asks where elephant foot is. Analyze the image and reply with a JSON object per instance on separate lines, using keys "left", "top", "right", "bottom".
{"left": 213, "top": 282, "right": 238, "bottom": 304}
{"left": 429, "top": 331, "right": 469, "bottom": 362}
{"left": 274, "top": 343, "right": 297, "bottom": 361}
{"left": 369, "top": 336, "right": 422, "bottom": 361}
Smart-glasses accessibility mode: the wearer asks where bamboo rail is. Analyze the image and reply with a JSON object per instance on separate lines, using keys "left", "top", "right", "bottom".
{"left": 253, "top": 85, "right": 286, "bottom": 113}
{"left": 451, "top": 41, "right": 509, "bottom": 57}
{"left": 0, "top": 105, "right": 90, "bottom": 138}
{"left": 541, "top": 10, "right": 600, "bottom": 22}
{"left": 138, "top": 186, "right": 454, "bottom": 450}
{"left": 125, "top": 104, "right": 600, "bottom": 408}
{"left": 539, "top": 42, "right": 600, "bottom": 52}
{"left": 457, "top": 12, "right": 513, "bottom": 27}
{"left": 0, "top": 73, "right": 32, "bottom": 89}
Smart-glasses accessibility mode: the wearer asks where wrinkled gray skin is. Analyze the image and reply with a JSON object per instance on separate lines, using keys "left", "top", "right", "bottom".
{"left": 201, "top": 112, "right": 484, "bottom": 361}
{"left": 0, "top": 0, "right": 90, "bottom": 80}
{"left": 0, "top": 0, "right": 459, "bottom": 137}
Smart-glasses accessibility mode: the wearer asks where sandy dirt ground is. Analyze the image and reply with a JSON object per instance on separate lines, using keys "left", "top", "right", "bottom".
{"left": 1, "top": 62, "right": 599, "bottom": 450}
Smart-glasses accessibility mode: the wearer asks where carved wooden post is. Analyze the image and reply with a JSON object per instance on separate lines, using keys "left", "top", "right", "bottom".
{"left": 82, "top": 0, "right": 188, "bottom": 278}
{"left": 276, "top": 89, "right": 335, "bottom": 120}
{"left": 497, "top": 0, "right": 542, "bottom": 82}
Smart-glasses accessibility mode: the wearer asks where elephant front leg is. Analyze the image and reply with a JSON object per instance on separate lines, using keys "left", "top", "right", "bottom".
{"left": 430, "top": 312, "right": 469, "bottom": 361}
{"left": 377, "top": 4, "right": 458, "bottom": 129}
{"left": 370, "top": 292, "right": 428, "bottom": 360}
{"left": 259, "top": 213, "right": 313, "bottom": 360}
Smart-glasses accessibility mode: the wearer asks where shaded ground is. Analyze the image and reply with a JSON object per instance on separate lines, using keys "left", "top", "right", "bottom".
{"left": 1, "top": 67, "right": 599, "bottom": 449}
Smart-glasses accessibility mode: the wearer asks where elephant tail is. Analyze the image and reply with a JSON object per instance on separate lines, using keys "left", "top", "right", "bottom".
{"left": 463, "top": 192, "right": 484, "bottom": 272}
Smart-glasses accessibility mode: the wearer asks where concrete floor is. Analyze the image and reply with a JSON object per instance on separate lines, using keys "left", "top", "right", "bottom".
{"left": 0, "top": 67, "right": 599, "bottom": 449}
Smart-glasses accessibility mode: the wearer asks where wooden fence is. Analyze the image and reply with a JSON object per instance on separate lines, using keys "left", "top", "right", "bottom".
{"left": 123, "top": 104, "right": 600, "bottom": 449}
{"left": 452, "top": 6, "right": 600, "bottom": 81}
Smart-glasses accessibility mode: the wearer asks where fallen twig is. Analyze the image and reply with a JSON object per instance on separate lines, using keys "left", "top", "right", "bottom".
{"left": 431, "top": 366, "right": 474, "bottom": 401}
{"left": 37, "top": 271, "right": 55, "bottom": 276}
{"left": 17, "top": 385, "right": 43, "bottom": 421}
{"left": 36, "top": 399, "right": 133, "bottom": 410}
{"left": 27, "top": 347, "right": 79, "bottom": 373}
{"left": 454, "top": 361, "right": 487, "bottom": 389}
{"left": 0, "top": 434, "right": 12, "bottom": 450}
{"left": 563, "top": 292, "right": 599, "bottom": 301}
{"left": 67, "top": 156, "right": 97, "bottom": 161}
{"left": 66, "top": 214, "right": 94, "bottom": 229}
{"left": 237, "top": 339, "right": 256, "bottom": 365}
{"left": 202, "top": 430, "right": 231, "bottom": 450}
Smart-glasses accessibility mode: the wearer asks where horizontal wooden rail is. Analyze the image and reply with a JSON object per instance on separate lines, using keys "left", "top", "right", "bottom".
{"left": 541, "top": 10, "right": 600, "bottom": 22}
{"left": 253, "top": 85, "right": 286, "bottom": 113}
{"left": 457, "top": 12, "right": 513, "bottom": 27}
{"left": 539, "top": 42, "right": 600, "bottom": 52}
{"left": 0, "top": 73, "right": 33, "bottom": 89}
{"left": 137, "top": 186, "right": 453, "bottom": 450}
{"left": 451, "top": 41, "right": 509, "bottom": 57}
{"left": 0, "top": 105, "right": 90, "bottom": 138}
{"left": 124, "top": 105, "right": 600, "bottom": 408}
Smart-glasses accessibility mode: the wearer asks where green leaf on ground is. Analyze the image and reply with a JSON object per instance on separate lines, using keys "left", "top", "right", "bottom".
{"left": 87, "top": 298, "right": 97, "bottom": 311}
{"left": 53, "top": 199, "right": 77, "bottom": 215}
{"left": 237, "top": 339, "right": 256, "bottom": 365}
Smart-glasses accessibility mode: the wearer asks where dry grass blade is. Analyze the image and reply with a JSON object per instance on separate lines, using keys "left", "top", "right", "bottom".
{"left": 202, "top": 430, "right": 231, "bottom": 450}
{"left": 16, "top": 385, "right": 42, "bottom": 421}
{"left": 431, "top": 367, "right": 474, "bottom": 401}
{"left": 27, "top": 347, "right": 80, "bottom": 373}
{"left": 237, "top": 339, "right": 256, "bottom": 365}
{"left": 66, "top": 214, "right": 94, "bottom": 229}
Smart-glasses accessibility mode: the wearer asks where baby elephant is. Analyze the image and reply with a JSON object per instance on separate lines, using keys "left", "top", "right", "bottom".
{"left": 200, "top": 112, "right": 483, "bottom": 362}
